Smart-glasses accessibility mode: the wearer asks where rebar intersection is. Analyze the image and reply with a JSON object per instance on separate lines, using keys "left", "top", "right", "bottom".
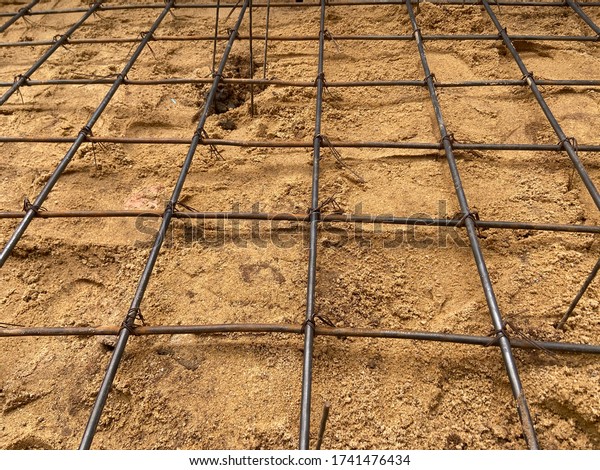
{"left": 1, "top": 0, "right": 600, "bottom": 450}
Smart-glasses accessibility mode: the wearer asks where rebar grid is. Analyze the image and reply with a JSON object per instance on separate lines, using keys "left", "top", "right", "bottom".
{"left": 0, "top": 0, "right": 39, "bottom": 34}
{"left": 1, "top": 0, "right": 600, "bottom": 450}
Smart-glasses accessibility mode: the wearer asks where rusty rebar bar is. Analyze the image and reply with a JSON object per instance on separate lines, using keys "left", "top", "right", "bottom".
{"left": 2, "top": 1, "right": 598, "bottom": 18}
{"left": 0, "top": 209, "right": 598, "bottom": 235}
{"left": 1, "top": 135, "right": 600, "bottom": 152}
{"left": 263, "top": 0, "right": 271, "bottom": 79}
{"left": 249, "top": 0, "right": 255, "bottom": 117}
{"left": 1, "top": 323, "right": 599, "bottom": 356}
{"left": 315, "top": 402, "right": 331, "bottom": 450}
{"left": 212, "top": 0, "right": 221, "bottom": 74}
{"left": 1, "top": 76, "right": 599, "bottom": 88}
{"left": 2, "top": 32, "right": 599, "bottom": 48}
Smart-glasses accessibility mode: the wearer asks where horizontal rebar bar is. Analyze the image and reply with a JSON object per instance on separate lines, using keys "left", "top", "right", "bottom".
{"left": 4, "top": 0, "right": 599, "bottom": 18}
{"left": 2, "top": 77, "right": 599, "bottom": 88}
{"left": 428, "top": 0, "right": 600, "bottom": 5}
{"left": 426, "top": 0, "right": 581, "bottom": 5}
{"left": 2, "top": 135, "right": 599, "bottom": 152}
{"left": 0, "top": 209, "right": 598, "bottom": 234}
{"left": 1, "top": 322, "right": 599, "bottom": 355}
{"left": 1, "top": 32, "right": 598, "bottom": 48}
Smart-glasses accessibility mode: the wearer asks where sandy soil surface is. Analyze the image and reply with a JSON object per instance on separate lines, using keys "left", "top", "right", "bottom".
{"left": 1, "top": 0, "right": 600, "bottom": 450}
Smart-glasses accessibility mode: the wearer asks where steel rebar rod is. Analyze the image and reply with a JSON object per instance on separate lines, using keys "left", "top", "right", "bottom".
{"left": 300, "top": 0, "right": 327, "bottom": 451}
{"left": 556, "top": 256, "right": 600, "bottom": 329}
{"left": 0, "top": 0, "right": 39, "bottom": 33}
{"left": 315, "top": 402, "right": 330, "bottom": 450}
{"left": 0, "top": 209, "right": 599, "bottom": 234}
{"left": 2, "top": 322, "right": 600, "bottom": 355}
{"left": 406, "top": 0, "right": 539, "bottom": 449}
{"left": 249, "top": 0, "right": 255, "bottom": 117}
{"left": 2, "top": 32, "right": 599, "bottom": 48}
{"left": 212, "top": 0, "right": 221, "bottom": 74}
{"left": 1, "top": 76, "right": 600, "bottom": 88}
{"left": 3, "top": 135, "right": 600, "bottom": 153}
{"left": 79, "top": 0, "right": 250, "bottom": 450}
{"left": 431, "top": 0, "right": 600, "bottom": 5}
{"left": 0, "top": 1, "right": 103, "bottom": 106}
{"left": 567, "top": 0, "right": 600, "bottom": 36}
{"left": 263, "top": 0, "right": 271, "bottom": 79}
{"left": 3, "top": 0, "right": 599, "bottom": 18}
{"left": 426, "top": 0, "right": 575, "bottom": 5}
{"left": 430, "top": 0, "right": 600, "bottom": 5}
{"left": 0, "top": 2, "right": 174, "bottom": 269}
{"left": 482, "top": 0, "right": 600, "bottom": 213}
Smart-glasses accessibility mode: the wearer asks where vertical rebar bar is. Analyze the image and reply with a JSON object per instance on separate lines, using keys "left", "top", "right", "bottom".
{"left": 0, "top": 1, "right": 103, "bottom": 106}
{"left": 405, "top": 0, "right": 540, "bottom": 450}
{"left": 0, "top": 2, "right": 177, "bottom": 269}
{"left": 79, "top": 0, "right": 251, "bottom": 450}
{"left": 315, "top": 402, "right": 331, "bottom": 450}
{"left": 299, "top": 0, "right": 327, "bottom": 451}
{"left": 212, "top": 0, "right": 220, "bottom": 73}
{"left": 557, "top": 256, "right": 600, "bottom": 329}
{"left": 0, "top": 0, "right": 40, "bottom": 33}
{"left": 262, "top": 0, "right": 271, "bottom": 79}
{"left": 249, "top": 0, "right": 255, "bottom": 116}
{"left": 481, "top": 0, "right": 600, "bottom": 212}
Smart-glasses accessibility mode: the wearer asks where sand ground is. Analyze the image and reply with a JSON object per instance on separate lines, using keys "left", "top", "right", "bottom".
{"left": 0, "top": 0, "right": 599, "bottom": 449}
